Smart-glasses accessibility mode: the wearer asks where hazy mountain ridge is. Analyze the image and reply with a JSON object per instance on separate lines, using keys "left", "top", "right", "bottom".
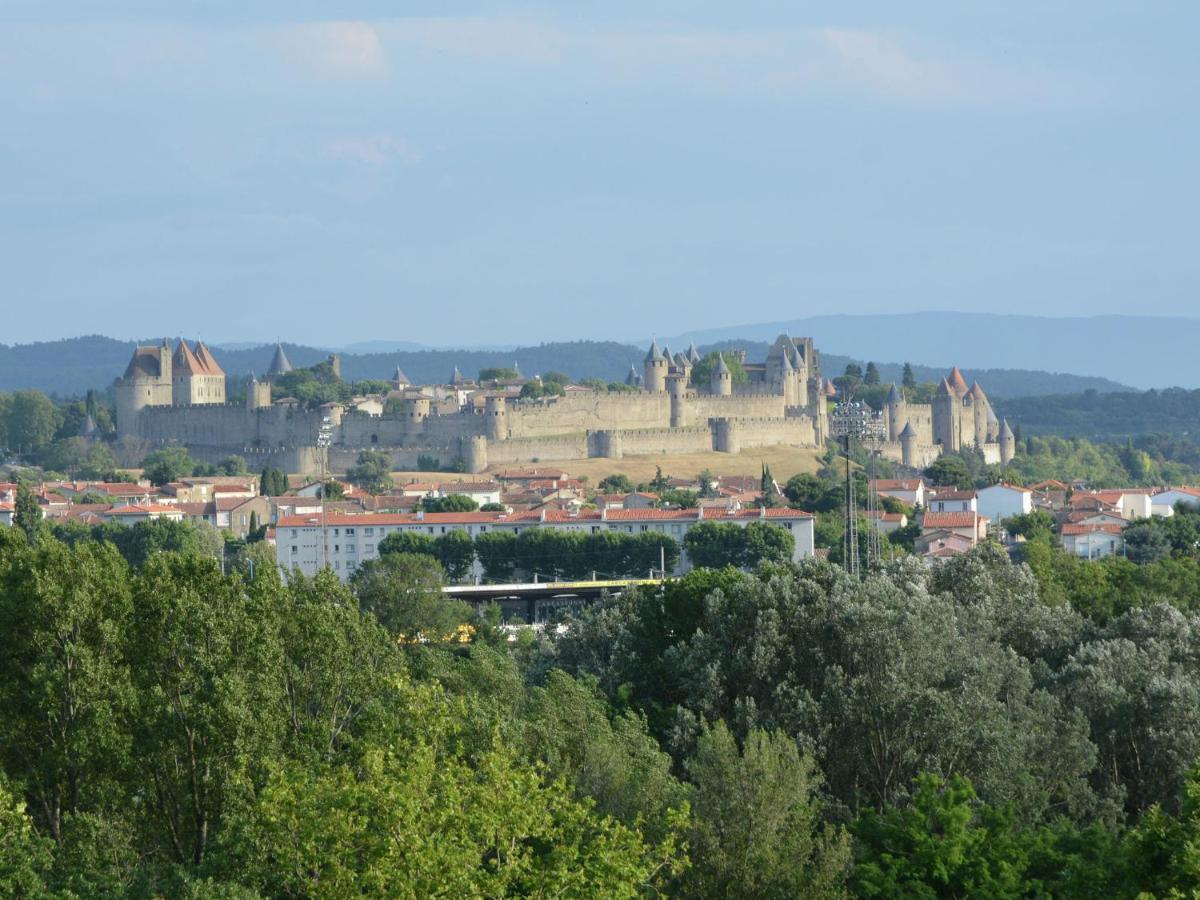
{"left": 1, "top": 333, "right": 1130, "bottom": 398}
{"left": 658, "top": 312, "right": 1199, "bottom": 390}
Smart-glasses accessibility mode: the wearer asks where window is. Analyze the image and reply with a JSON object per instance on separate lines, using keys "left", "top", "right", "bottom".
{"left": 291, "top": 545, "right": 298, "bottom": 554}
{"left": 365, "top": 544, "right": 374, "bottom": 553}
{"left": 345, "top": 527, "right": 355, "bottom": 535}
{"left": 291, "top": 529, "right": 297, "bottom": 537}
{"left": 334, "top": 544, "right": 340, "bottom": 553}
{"left": 333, "top": 528, "right": 339, "bottom": 536}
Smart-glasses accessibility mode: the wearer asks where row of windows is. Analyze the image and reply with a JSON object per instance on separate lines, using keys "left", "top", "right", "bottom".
{"left": 290, "top": 520, "right": 797, "bottom": 542}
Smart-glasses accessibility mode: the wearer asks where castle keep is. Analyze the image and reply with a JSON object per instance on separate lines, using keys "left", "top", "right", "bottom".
{"left": 114, "top": 336, "right": 1015, "bottom": 474}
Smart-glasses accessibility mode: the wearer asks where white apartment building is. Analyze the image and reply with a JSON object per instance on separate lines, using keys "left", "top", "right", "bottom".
{"left": 275, "top": 506, "right": 816, "bottom": 581}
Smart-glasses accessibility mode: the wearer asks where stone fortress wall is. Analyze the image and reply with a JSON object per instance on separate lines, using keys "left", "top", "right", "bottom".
{"left": 113, "top": 336, "right": 1016, "bottom": 475}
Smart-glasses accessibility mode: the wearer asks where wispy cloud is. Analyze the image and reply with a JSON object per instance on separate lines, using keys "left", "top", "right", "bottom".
{"left": 324, "top": 135, "right": 420, "bottom": 167}
{"left": 273, "top": 20, "right": 385, "bottom": 79}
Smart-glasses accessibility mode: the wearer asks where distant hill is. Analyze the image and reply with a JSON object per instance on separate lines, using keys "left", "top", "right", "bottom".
{"left": 0, "top": 334, "right": 1131, "bottom": 398}
{"left": 656, "top": 312, "right": 1200, "bottom": 389}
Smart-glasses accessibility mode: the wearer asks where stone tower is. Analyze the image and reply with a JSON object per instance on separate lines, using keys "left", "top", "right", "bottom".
{"left": 246, "top": 375, "right": 272, "bottom": 410}
{"left": 969, "top": 382, "right": 989, "bottom": 448}
{"left": 667, "top": 372, "right": 688, "bottom": 427}
{"left": 885, "top": 383, "right": 906, "bottom": 441}
{"left": 933, "top": 378, "right": 961, "bottom": 452}
{"left": 644, "top": 341, "right": 667, "bottom": 393}
{"left": 115, "top": 341, "right": 173, "bottom": 435}
{"left": 900, "top": 421, "right": 918, "bottom": 468}
{"left": 484, "top": 395, "right": 508, "bottom": 440}
{"left": 999, "top": 418, "right": 1016, "bottom": 466}
{"left": 711, "top": 353, "right": 732, "bottom": 396}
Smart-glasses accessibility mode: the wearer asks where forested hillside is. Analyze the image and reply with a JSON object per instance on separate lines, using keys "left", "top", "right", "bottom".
{"left": 996, "top": 387, "right": 1200, "bottom": 439}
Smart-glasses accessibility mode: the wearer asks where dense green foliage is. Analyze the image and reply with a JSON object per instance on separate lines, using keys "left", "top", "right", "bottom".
{"left": 1000, "top": 387, "right": 1200, "bottom": 438}
{"left": 689, "top": 351, "right": 748, "bottom": 387}
{"left": 7, "top": 516, "right": 1200, "bottom": 894}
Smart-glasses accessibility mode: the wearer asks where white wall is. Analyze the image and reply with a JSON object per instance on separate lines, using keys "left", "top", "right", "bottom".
{"left": 977, "top": 486, "right": 1032, "bottom": 524}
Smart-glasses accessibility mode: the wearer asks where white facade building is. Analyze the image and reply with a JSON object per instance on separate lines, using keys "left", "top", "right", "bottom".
{"left": 977, "top": 484, "right": 1033, "bottom": 525}
{"left": 275, "top": 506, "right": 816, "bottom": 581}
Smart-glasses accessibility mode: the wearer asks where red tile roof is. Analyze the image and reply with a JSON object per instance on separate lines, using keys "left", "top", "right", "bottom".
{"left": 1061, "top": 523, "right": 1124, "bottom": 536}
{"left": 922, "top": 511, "right": 982, "bottom": 529}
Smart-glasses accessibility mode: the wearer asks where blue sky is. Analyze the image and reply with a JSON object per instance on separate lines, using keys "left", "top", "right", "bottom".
{"left": 2, "top": 2, "right": 1196, "bottom": 347}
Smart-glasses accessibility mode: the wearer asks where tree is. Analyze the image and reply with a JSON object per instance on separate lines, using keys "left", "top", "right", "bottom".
{"left": 434, "top": 530, "right": 476, "bottom": 582}
{"left": 1124, "top": 520, "right": 1171, "bottom": 564}
{"left": 475, "top": 531, "right": 519, "bottom": 583}
{"left": 684, "top": 522, "right": 745, "bottom": 569}
{"left": 690, "top": 351, "right": 748, "bottom": 388}
{"left": 925, "top": 454, "right": 972, "bottom": 488}
{"left": 377, "top": 531, "right": 437, "bottom": 558}
{"left": 260, "top": 466, "right": 288, "bottom": 497}
{"left": 864, "top": 361, "right": 881, "bottom": 385}
{"left": 684, "top": 722, "right": 850, "bottom": 898}
{"left": 126, "top": 552, "right": 284, "bottom": 867}
{"left": 419, "top": 493, "right": 478, "bottom": 513}
{"left": 598, "top": 473, "right": 634, "bottom": 494}
{"left": 760, "top": 463, "right": 781, "bottom": 508}
{"left": 345, "top": 450, "right": 394, "bottom": 494}
{"left": 141, "top": 446, "right": 196, "bottom": 486}
{"left": 844, "top": 362, "right": 863, "bottom": 379}
{"left": 13, "top": 483, "right": 41, "bottom": 542}
{"left": 0, "top": 540, "right": 134, "bottom": 842}
{"left": 217, "top": 455, "right": 247, "bottom": 476}
{"left": 853, "top": 774, "right": 1030, "bottom": 897}
{"left": 0, "top": 776, "right": 52, "bottom": 896}
{"left": 541, "top": 370, "right": 570, "bottom": 385}
{"left": 902, "top": 362, "right": 917, "bottom": 390}
{"left": 478, "top": 367, "right": 518, "bottom": 382}
{"left": 7, "top": 389, "right": 60, "bottom": 455}
{"left": 350, "top": 553, "right": 467, "bottom": 640}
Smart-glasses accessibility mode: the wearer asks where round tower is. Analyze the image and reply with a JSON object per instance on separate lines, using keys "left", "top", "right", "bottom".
{"left": 711, "top": 353, "right": 733, "bottom": 397}
{"left": 900, "top": 421, "right": 918, "bottom": 468}
{"left": 713, "top": 418, "right": 741, "bottom": 454}
{"left": 643, "top": 341, "right": 667, "bottom": 393}
{"left": 484, "top": 394, "right": 508, "bottom": 440}
{"left": 407, "top": 397, "right": 431, "bottom": 428}
{"left": 885, "top": 383, "right": 905, "bottom": 441}
{"left": 668, "top": 373, "right": 688, "bottom": 427}
{"left": 969, "top": 382, "right": 989, "bottom": 448}
{"left": 999, "top": 418, "right": 1016, "bottom": 466}
{"left": 463, "top": 435, "right": 488, "bottom": 473}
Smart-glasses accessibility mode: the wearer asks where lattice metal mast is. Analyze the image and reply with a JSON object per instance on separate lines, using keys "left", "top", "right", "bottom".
{"left": 829, "top": 400, "right": 884, "bottom": 578}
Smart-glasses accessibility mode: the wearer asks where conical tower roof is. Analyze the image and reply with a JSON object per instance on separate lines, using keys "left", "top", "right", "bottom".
{"left": 948, "top": 366, "right": 969, "bottom": 395}
{"left": 969, "top": 381, "right": 988, "bottom": 401}
{"left": 935, "top": 377, "right": 954, "bottom": 398}
{"left": 267, "top": 343, "right": 293, "bottom": 377}
{"left": 824, "top": 379, "right": 837, "bottom": 397}
{"left": 626, "top": 364, "right": 640, "bottom": 386}
{"left": 687, "top": 343, "right": 701, "bottom": 364}
{"left": 780, "top": 348, "right": 793, "bottom": 372}
{"left": 451, "top": 366, "right": 465, "bottom": 384}
{"left": 899, "top": 421, "right": 917, "bottom": 438}
{"left": 715, "top": 353, "right": 731, "bottom": 375}
{"left": 392, "top": 366, "right": 410, "bottom": 386}
{"left": 674, "top": 351, "right": 689, "bottom": 368}
{"left": 644, "top": 340, "right": 663, "bottom": 363}
{"left": 887, "top": 383, "right": 902, "bottom": 404}
{"left": 999, "top": 418, "right": 1014, "bottom": 439}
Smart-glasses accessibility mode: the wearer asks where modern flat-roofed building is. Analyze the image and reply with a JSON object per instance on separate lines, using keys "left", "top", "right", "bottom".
{"left": 275, "top": 506, "right": 815, "bottom": 581}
